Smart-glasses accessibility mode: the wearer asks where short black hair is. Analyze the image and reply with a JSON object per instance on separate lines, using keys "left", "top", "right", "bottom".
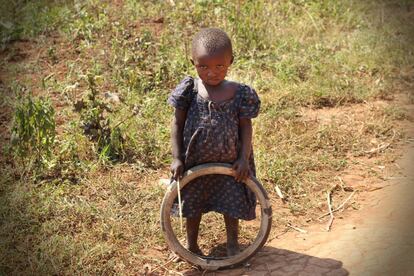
{"left": 192, "top": 28, "right": 233, "bottom": 57}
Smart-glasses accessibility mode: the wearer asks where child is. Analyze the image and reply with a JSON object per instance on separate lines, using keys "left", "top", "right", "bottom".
{"left": 168, "top": 28, "right": 260, "bottom": 257}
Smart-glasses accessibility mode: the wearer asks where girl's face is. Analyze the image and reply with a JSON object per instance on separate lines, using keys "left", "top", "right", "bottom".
{"left": 192, "top": 48, "right": 233, "bottom": 86}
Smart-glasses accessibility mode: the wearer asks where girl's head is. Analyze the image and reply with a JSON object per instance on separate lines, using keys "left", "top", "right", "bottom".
{"left": 191, "top": 28, "right": 233, "bottom": 86}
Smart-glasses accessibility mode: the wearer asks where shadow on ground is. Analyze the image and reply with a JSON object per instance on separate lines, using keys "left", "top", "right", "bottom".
{"left": 181, "top": 246, "right": 349, "bottom": 276}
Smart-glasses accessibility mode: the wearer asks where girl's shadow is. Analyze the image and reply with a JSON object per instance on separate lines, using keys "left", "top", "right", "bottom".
{"left": 183, "top": 245, "right": 349, "bottom": 275}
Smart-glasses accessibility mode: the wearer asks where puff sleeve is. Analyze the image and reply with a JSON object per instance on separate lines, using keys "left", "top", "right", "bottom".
{"left": 239, "top": 85, "right": 261, "bottom": 119}
{"left": 167, "top": 76, "right": 195, "bottom": 110}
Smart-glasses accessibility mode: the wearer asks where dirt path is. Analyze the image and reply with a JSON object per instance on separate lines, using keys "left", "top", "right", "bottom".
{"left": 206, "top": 131, "right": 414, "bottom": 275}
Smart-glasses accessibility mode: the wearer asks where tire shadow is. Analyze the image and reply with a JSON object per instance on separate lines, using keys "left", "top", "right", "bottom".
{"left": 181, "top": 246, "right": 349, "bottom": 275}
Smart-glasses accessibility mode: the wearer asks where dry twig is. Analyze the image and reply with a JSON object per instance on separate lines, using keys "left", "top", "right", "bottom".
{"left": 287, "top": 223, "right": 307, "bottom": 234}
{"left": 274, "top": 185, "right": 286, "bottom": 203}
{"left": 156, "top": 262, "right": 184, "bottom": 276}
{"left": 177, "top": 180, "right": 183, "bottom": 233}
{"left": 336, "top": 176, "right": 346, "bottom": 191}
{"left": 365, "top": 130, "right": 395, "bottom": 156}
{"left": 365, "top": 142, "right": 390, "bottom": 155}
{"left": 326, "top": 191, "right": 334, "bottom": 231}
{"left": 268, "top": 227, "right": 290, "bottom": 242}
{"left": 318, "top": 191, "right": 356, "bottom": 219}
{"left": 148, "top": 258, "right": 174, "bottom": 274}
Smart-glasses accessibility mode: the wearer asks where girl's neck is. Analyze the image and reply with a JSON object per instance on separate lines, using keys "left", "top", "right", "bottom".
{"left": 202, "top": 79, "right": 226, "bottom": 90}
{"left": 197, "top": 78, "right": 238, "bottom": 103}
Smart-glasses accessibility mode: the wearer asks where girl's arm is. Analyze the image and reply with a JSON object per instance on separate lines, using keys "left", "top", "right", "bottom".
{"left": 171, "top": 108, "right": 187, "bottom": 180}
{"left": 232, "top": 118, "right": 252, "bottom": 182}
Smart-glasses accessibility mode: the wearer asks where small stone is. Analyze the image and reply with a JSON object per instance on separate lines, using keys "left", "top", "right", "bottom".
{"left": 104, "top": 92, "right": 121, "bottom": 104}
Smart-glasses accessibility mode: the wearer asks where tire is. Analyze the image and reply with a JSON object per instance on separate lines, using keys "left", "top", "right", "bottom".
{"left": 160, "top": 163, "right": 272, "bottom": 271}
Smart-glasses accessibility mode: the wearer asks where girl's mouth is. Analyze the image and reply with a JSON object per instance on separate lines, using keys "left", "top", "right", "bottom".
{"left": 208, "top": 78, "right": 221, "bottom": 83}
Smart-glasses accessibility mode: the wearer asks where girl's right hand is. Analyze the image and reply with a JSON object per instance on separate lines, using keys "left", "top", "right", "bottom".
{"left": 171, "top": 158, "right": 184, "bottom": 180}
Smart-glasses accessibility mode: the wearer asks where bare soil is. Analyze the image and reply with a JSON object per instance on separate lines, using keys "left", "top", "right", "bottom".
{"left": 187, "top": 102, "right": 414, "bottom": 275}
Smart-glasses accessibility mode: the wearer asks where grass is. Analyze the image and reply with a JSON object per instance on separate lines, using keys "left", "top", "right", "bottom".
{"left": 0, "top": 0, "right": 413, "bottom": 274}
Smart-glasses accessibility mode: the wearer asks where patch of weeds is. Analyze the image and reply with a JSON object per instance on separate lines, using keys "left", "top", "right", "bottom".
{"left": 261, "top": 103, "right": 299, "bottom": 121}
{"left": 227, "top": 0, "right": 273, "bottom": 54}
{"left": 382, "top": 105, "right": 409, "bottom": 121}
{"left": 50, "top": 122, "right": 88, "bottom": 184}
{"left": 0, "top": 1, "right": 71, "bottom": 48}
{"left": 75, "top": 74, "right": 127, "bottom": 162}
{"left": 64, "top": 1, "right": 109, "bottom": 43}
{"left": 10, "top": 88, "right": 56, "bottom": 174}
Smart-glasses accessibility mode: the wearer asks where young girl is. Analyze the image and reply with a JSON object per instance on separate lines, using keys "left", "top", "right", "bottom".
{"left": 168, "top": 28, "right": 260, "bottom": 257}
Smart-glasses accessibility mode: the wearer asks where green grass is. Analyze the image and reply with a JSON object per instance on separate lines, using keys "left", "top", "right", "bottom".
{"left": 1, "top": 0, "right": 413, "bottom": 274}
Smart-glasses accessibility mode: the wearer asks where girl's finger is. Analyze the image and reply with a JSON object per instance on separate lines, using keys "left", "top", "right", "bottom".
{"left": 232, "top": 164, "right": 239, "bottom": 179}
{"left": 244, "top": 168, "right": 250, "bottom": 180}
{"left": 237, "top": 167, "right": 243, "bottom": 182}
{"left": 241, "top": 170, "right": 247, "bottom": 181}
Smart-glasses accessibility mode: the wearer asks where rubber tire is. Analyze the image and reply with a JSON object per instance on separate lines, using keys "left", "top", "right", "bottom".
{"left": 160, "top": 163, "right": 272, "bottom": 271}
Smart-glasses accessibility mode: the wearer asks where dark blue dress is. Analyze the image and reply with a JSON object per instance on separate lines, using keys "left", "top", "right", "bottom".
{"left": 168, "top": 76, "right": 261, "bottom": 220}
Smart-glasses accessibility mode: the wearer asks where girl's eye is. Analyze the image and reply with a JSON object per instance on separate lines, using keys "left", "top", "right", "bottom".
{"left": 198, "top": 65, "right": 208, "bottom": 70}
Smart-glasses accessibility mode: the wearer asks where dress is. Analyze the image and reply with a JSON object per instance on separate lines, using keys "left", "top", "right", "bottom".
{"left": 167, "top": 76, "right": 261, "bottom": 221}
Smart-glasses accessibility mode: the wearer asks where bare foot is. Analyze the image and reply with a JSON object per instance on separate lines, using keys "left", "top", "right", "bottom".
{"left": 187, "top": 245, "right": 203, "bottom": 256}
{"left": 226, "top": 243, "right": 240, "bottom": 256}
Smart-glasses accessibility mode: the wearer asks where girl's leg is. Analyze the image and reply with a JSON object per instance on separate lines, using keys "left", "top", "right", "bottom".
{"left": 186, "top": 214, "right": 202, "bottom": 254}
{"left": 224, "top": 215, "right": 240, "bottom": 256}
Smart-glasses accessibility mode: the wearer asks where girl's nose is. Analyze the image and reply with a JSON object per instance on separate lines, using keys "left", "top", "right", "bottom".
{"left": 207, "top": 70, "right": 215, "bottom": 77}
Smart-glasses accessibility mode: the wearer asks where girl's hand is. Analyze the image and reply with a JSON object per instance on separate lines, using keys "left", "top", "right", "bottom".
{"left": 232, "top": 157, "right": 250, "bottom": 182}
{"left": 171, "top": 158, "right": 185, "bottom": 180}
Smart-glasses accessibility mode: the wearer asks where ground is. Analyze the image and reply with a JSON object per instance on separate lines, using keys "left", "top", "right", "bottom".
{"left": 184, "top": 113, "right": 414, "bottom": 275}
{"left": 1, "top": 1, "right": 413, "bottom": 275}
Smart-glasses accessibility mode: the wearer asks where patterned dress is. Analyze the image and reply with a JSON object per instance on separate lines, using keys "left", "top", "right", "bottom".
{"left": 167, "top": 76, "right": 261, "bottom": 220}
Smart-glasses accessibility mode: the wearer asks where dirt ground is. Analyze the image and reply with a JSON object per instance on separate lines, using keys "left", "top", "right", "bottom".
{"left": 192, "top": 104, "right": 414, "bottom": 275}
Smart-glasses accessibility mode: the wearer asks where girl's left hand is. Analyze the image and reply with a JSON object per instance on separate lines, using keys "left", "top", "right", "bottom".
{"left": 232, "top": 157, "right": 250, "bottom": 182}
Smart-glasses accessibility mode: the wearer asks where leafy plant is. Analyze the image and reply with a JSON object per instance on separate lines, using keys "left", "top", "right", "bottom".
{"left": 11, "top": 92, "right": 56, "bottom": 167}
{"left": 76, "top": 74, "right": 125, "bottom": 161}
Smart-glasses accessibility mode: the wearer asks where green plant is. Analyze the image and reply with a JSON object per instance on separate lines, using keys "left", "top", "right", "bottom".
{"left": 11, "top": 92, "right": 56, "bottom": 167}
{"left": 76, "top": 74, "right": 125, "bottom": 161}
{"left": 0, "top": 1, "right": 70, "bottom": 49}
